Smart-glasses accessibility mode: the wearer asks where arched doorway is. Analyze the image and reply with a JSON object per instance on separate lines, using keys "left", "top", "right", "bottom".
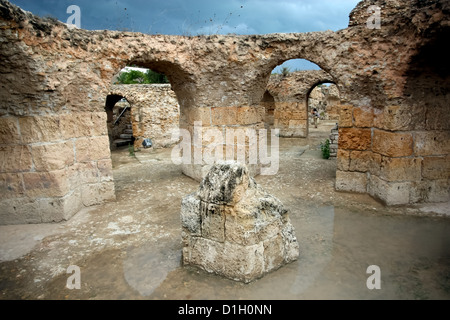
{"left": 105, "top": 95, "right": 134, "bottom": 151}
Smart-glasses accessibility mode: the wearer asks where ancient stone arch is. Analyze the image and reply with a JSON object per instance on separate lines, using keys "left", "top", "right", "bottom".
{"left": 267, "top": 70, "right": 336, "bottom": 137}
{"left": 1, "top": 0, "right": 449, "bottom": 224}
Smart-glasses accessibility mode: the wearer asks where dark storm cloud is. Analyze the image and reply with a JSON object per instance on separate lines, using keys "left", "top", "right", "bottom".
{"left": 10, "top": 0, "right": 360, "bottom": 35}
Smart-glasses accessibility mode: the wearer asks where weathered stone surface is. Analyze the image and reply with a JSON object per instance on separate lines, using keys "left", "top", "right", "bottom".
{"left": 18, "top": 116, "right": 61, "bottom": 144}
{"left": 422, "top": 156, "right": 450, "bottom": 180}
{"left": 414, "top": 131, "right": 450, "bottom": 156}
{"left": 335, "top": 171, "right": 367, "bottom": 193}
{"left": 373, "top": 105, "right": 426, "bottom": 131}
{"left": 31, "top": 141, "right": 74, "bottom": 171}
{"left": 368, "top": 175, "right": 411, "bottom": 206}
{"left": 410, "top": 179, "right": 450, "bottom": 204}
{"left": 108, "top": 85, "right": 180, "bottom": 149}
{"left": 379, "top": 157, "right": 422, "bottom": 182}
{"left": 338, "top": 128, "right": 371, "bottom": 151}
{"left": 23, "top": 169, "right": 70, "bottom": 198}
{"left": 181, "top": 161, "right": 299, "bottom": 283}
{"left": 353, "top": 106, "right": 374, "bottom": 128}
{"left": 372, "top": 130, "right": 414, "bottom": 157}
{"left": 0, "top": 145, "right": 33, "bottom": 173}
{"left": 0, "top": 117, "right": 21, "bottom": 144}
{"left": 339, "top": 105, "right": 353, "bottom": 128}
{"left": 0, "top": 173, "right": 24, "bottom": 199}
{"left": 75, "top": 136, "right": 111, "bottom": 162}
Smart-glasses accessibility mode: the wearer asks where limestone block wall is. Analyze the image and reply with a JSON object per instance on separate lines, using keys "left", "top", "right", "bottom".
{"left": 336, "top": 105, "right": 450, "bottom": 206}
{"left": 0, "top": 113, "right": 115, "bottom": 225}
{"left": 108, "top": 84, "right": 180, "bottom": 149}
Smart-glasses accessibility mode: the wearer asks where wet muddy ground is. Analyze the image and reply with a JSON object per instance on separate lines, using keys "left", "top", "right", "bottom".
{"left": 1, "top": 121, "right": 449, "bottom": 300}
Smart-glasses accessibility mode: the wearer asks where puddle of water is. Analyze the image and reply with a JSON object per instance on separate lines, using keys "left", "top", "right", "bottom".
{"left": 123, "top": 244, "right": 181, "bottom": 297}
{"left": 113, "top": 205, "right": 450, "bottom": 300}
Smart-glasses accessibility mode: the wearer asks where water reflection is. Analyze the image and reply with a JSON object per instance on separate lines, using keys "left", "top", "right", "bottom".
{"left": 125, "top": 205, "right": 450, "bottom": 300}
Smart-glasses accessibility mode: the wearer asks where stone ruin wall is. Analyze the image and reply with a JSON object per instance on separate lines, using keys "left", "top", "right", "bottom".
{"left": 107, "top": 84, "right": 180, "bottom": 150}
{"left": 0, "top": 0, "right": 449, "bottom": 224}
{"left": 266, "top": 70, "right": 334, "bottom": 137}
{"left": 309, "top": 84, "right": 341, "bottom": 121}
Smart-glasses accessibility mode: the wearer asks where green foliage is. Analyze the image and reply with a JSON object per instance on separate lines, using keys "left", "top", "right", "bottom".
{"left": 320, "top": 139, "right": 331, "bottom": 160}
{"left": 128, "top": 143, "right": 135, "bottom": 157}
{"left": 281, "top": 66, "right": 291, "bottom": 77}
{"left": 116, "top": 69, "right": 168, "bottom": 85}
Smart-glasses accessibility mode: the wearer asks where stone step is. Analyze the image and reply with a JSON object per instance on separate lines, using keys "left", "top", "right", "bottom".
{"left": 120, "top": 133, "right": 133, "bottom": 139}
{"left": 113, "top": 138, "right": 133, "bottom": 146}
{"left": 123, "top": 129, "right": 133, "bottom": 134}
{"left": 126, "top": 124, "right": 132, "bottom": 129}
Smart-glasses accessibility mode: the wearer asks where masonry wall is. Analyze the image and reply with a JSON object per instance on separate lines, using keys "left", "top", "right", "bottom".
{"left": 1, "top": 0, "right": 448, "bottom": 225}
{"left": 0, "top": 113, "right": 115, "bottom": 224}
{"left": 267, "top": 71, "right": 335, "bottom": 137}
{"left": 108, "top": 84, "right": 180, "bottom": 150}
{"left": 336, "top": 104, "right": 450, "bottom": 205}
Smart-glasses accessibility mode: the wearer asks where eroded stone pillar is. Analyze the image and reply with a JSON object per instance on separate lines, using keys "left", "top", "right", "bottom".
{"left": 181, "top": 161, "right": 299, "bottom": 283}
{"left": 178, "top": 105, "right": 267, "bottom": 182}
{"left": 0, "top": 113, "right": 115, "bottom": 225}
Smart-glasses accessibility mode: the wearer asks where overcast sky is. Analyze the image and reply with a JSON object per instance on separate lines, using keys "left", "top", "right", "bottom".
{"left": 10, "top": 0, "right": 361, "bottom": 71}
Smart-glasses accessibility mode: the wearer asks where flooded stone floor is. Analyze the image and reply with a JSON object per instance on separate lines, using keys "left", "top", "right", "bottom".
{"left": 1, "top": 121, "right": 449, "bottom": 300}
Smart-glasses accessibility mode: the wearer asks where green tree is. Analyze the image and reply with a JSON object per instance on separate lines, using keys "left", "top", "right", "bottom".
{"left": 116, "top": 69, "right": 168, "bottom": 84}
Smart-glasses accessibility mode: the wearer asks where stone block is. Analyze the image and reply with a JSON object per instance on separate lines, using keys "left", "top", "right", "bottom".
{"left": 414, "top": 131, "right": 450, "bottom": 156}
{"left": 181, "top": 161, "right": 299, "bottom": 283}
{"left": 426, "top": 104, "right": 450, "bottom": 130}
{"left": 349, "top": 151, "right": 376, "bottom": 173}
{"left": 339, "top": 105, "right": 353, "bottom": 127}
{"left": 338, "top": 128, "right": 371, "bottom": 151}
{"left": 335, "top": 170, "right": 367, "bottom": 193}
{"left": 90, "top": 112, "right": 108, "bottom": 136}
{"left": 211, "top": 107, "right": 237, "bottom": 126}
{"left": 410, "top": 180, "right": 449, "bottom": 204}
{"left": 75, "top": 136, "right": 111, "bottom": 162}
{"left": 97, "top": 159, "right": 114, "bottom": 182}
{"left": 0, "top": 145, "right": 33, "bottom": 173}
{"left": 422, "top": 156, "right": 450, "bottom": 180}
{"left": 61, "top": 188, "right": 83, "bottom": 221}
{"left": 68, "top": 162, "right": 100, "bottom": 188}
{"left": 337, "top": 149, "right": 350, "bottom": 171}
{"left": 181, "top": 107, "right": 212, "bottom": 126}
{"left": 288, "top": 120, "right": 306, "bottom": 128}
{"left": 374, "top": 105, "right": 426, "bottom": 131}
{"left": 236, "top": 106, "right": 263, "bottom": 125}
{"left": 372, "top": 130, "right": 413, "bottom": 157}
{"left": 31, "top": 141, "right": 75, "bottom": 171}
{"left": 379, "top": 157, "right": 422, "bottom": 182}
{"left": 181, "top": 193, "right": 201, "bottom": 236}
{"left": 0, "top": 117, "right": 21, "bottom": 145}
{"left": 187, "top": 237, "right": 265, "bottom": 283}
{"left": 23, "top": 169, "right": 70, "bottom": 198}
{"left": 368, "top": 175, "right": 411, "bottom": 206}
{"left": 263, "top": 235, "right": 285, "bottom": 273}
{"left": 60, "top": 112, "right": 108, "bottom": 139}
{"left": 19, "top": 116, "right": 61, "bottom": 143}
{"left": 353, "top": 106, "right": 374, "bottom": 128}
{"left": 0, "top": 173, "right": 24, "bottom": 200}
{"left": 200, "top": 202, "right": 226, "bottom": 242}
{"left": 0, "top": 198, "right": 41, "bottom": 225}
